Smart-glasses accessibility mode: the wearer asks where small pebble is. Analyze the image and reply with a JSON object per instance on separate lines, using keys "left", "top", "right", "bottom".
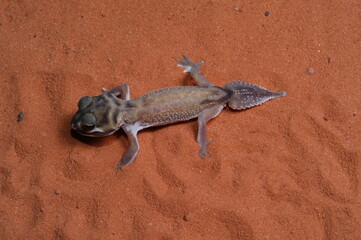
{"left": 232, "top": 179, "right": 239, "bottom": 186}
{"left": 265, "top": 11, "right": 270, "bottom": 17}
{"left": 17, "top": 112, "right": 24, "bottom": 122}
{"left": 307, "top": 67, "right": 315, "bottom": 75}
{"left": 54, "top": 190, "right": 61, "bottom": 195}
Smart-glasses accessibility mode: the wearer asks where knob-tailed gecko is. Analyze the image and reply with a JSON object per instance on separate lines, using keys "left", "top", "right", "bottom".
{"left": 71, "top": 54, "right": 286, "bottom": 168}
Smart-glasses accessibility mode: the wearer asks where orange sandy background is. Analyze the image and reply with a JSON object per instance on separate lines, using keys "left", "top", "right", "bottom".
{"left": 1, "top": 0, "right": 360, "bottom": 239}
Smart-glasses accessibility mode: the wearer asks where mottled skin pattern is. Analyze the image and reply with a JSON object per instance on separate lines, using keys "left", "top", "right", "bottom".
{"left": 134, "top": 86, "right": 231, "bottom": 125}
{"left": 71, "top": 54, "right": 286, "bottom": 168}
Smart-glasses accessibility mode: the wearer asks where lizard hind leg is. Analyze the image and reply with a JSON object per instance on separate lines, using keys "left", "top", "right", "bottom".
{"left": 197, "top": 105, "right": 224, "bottom": 158}
{"left": 225, "top": 81, "right": 286, "bottom": 110}
{"left": 176, "top": 54, "right": 213, "bottom": 87}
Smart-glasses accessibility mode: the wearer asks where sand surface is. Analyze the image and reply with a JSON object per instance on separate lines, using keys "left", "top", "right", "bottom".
{"left": 1, "top": 0, "right": 360, "bottom": 239}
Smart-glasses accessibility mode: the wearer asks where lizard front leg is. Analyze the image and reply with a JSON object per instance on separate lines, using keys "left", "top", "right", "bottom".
{"left": 177, "top": 54, "right": 213, "bottom": 87}
{"left": 116, "top": 124, "right": 140, "bottom": 169}
{"left": 102, "top": 84, "right": 131, "bottom": 100}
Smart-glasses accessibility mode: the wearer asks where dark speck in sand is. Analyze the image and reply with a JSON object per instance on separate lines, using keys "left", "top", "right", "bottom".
{"left": 17, "top": 112, "right": 24, "bottom": 122}
{"left": 307, "top": 67, "right": 315, "bottom": 75}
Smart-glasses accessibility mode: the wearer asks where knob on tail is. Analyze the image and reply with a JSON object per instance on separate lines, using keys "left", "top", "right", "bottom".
{"left": 225, "top": 81, "right": 286, "bottom": 110}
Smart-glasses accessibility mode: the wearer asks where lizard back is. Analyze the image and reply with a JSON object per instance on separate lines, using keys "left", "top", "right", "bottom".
{"left": 132, "top": 86, "right": 231, "bottom": 126}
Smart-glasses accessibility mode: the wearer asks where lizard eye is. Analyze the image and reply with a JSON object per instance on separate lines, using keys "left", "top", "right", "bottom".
{"left": 80, "top": 113, "right": 96, "bottom": 131}
{"left": 78, "top": 96, "right": 92, "bottom": 109}
{"left": 81, "top": 123, "right": 95, "bottom": 131}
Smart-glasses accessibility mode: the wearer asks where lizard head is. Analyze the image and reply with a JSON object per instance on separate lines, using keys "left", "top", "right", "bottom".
{"left": 71, "top": 92, "right": 125, "bottom": 137}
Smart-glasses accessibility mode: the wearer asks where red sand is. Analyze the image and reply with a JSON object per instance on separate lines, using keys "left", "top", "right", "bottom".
{"left": 1, "top": 1, "right": 360, "bottom": 239}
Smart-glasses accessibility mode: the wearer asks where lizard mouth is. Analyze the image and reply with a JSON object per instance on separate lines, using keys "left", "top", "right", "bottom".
{"left": 71, "top": 123, "right": 116, "bottom": 137}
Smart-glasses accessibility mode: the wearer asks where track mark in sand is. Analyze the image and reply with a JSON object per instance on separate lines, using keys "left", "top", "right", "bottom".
{"left": 130, "top": 214, "right": 146, "bottom": 240}
{"left": 63, "top": 146, "right": 94, "bottom": 181}
{"left": 282, "top": 94, "right": 359, "bottom": 203}
{"left": 156, "top": 159, "right": 187, "bottom": 193}
{"left": 0, "top": 210, "right": 7, "bottom": 237}
{"left": 142, "top": 178, "right": 187, "bottom": 219}
{"left": 316, "top": 206, "right": 359, "bottom": 240}
{"left": 312, "top": 167, "right": 352, "bottom": 204}
{"left": 38, "top": 71, "right": 66, "bottom": 115}
{"left": 215, "top": 211, "right": 254, "bottom": 240}
{"left": 152, "top": 126, "right": 221, "bottom": 180}
{"left": 85, "top": 199, "right": 100, "bottom": 229}
{"left": 159, "top": 236, "right": 173, "bottom": 240}
{"left": 1, "top": 74, "right": 21, "bottom": 155}
{"left": 266, "top": 71, "right": 289, "bottom": 92}
{"left": 261, "top": 173, "right": 311, "bottom": 208}
{"left": 163, "top": 132, "right": 183, "bottom": 155}
{"left": 84, "top": 198, "right": 107, "bottom": 230}
{"left": 151, "top": 129, "right": 186, "bottom": 157}
{"left": 306, "top": 94, "right": 359, "bottom": 200}
{"left": 320, "top": 94, "right": 349, "bottom": 123}
{"left": 0, "top": 167, "right": 13, "bottom": 196}
{"left": 63, "top": 156, "right": 87, "bottom": 181}
{"left": 28, "top": 194, "right": 44, "bottom": 228}
{"left": 38, "top": 71, "right": 93, "bottom": 120}
{"left": 192, "top": 151, "right": 221, "bottom": 179}
{"left": 2, "top": 74, "right": 21, "bottom": 112}
{"left": 309, "top": 115, "right": 359, "bottom": 194}
{"left": 282, "top": 115, "right": 322, "bottom": 178}
{"left": 151, "top": 133, "right": 187, "bottom": 193}
{"left": 150, "top": 131, "right": 190, "bottom": 196}
{"left": 129, "top": 210, "right": 174, "bottom": 240}
{"left": 53, "top": 228, "right": 69, "bottom": 240}
{"left": 189, "top": 209, "right": 254, "bottom": 240}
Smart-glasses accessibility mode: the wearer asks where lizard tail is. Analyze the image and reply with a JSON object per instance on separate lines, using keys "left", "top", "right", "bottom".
{"left": 225, "top": 81, "right": 286, "bottom": 110}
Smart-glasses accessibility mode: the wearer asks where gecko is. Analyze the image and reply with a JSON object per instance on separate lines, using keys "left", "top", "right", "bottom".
{"left": 71, "top": 54, "right": 286, "bottom": 169}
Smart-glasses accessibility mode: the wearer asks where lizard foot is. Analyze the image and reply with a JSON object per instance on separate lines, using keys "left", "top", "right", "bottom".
{"left": 198, "top": 139, "right": 212, "bottom": 158}
{"left": 177, "top": 54, "right": 204, "bottom": 73}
